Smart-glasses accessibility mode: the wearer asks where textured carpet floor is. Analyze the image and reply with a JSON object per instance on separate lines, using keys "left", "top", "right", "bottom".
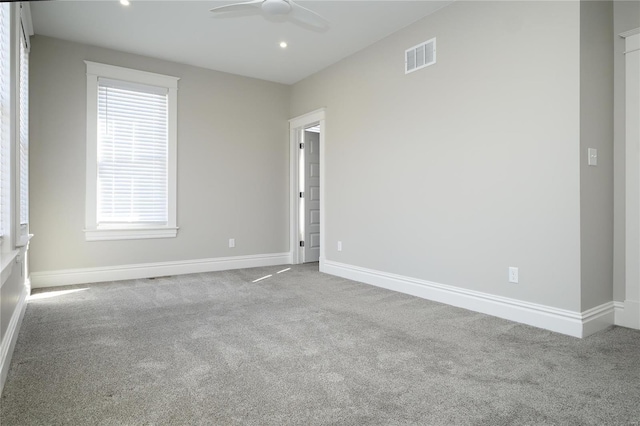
{"left": 1, "top": 263, "right": 639, "bottom": 425}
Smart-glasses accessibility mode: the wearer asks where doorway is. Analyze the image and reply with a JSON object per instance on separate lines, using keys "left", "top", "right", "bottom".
{"left": 289, "top": 109, "right": 325, "bottom": 266}
{"left": 301, "top": 126, "right": 321, "bottom": 263}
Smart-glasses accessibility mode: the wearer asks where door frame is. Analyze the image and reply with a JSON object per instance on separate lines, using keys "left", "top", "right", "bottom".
{"left": 289, "top": 108, "right": 326, "bottom": 265}
{"left": 623, "top": 28, "right": 640, "bottom": 329}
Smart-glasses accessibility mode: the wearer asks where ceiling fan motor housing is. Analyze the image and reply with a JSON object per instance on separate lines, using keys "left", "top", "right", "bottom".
{"left": 262, "top": 0, "right": 291, "bottom": 15}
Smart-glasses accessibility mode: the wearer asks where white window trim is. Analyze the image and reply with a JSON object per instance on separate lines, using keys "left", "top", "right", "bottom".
{"left": 1, "top": 2, "right": 32, "bottom": 286}
{"left": 0, "top": 2, "right": 13, "bottom": 256}
{"left": 15, "top": 2, "right": 30, "bottom": 248}
{"left": 0, "top": 3, "right": 11, "bottom": 251}
{"left": 84, "top": 61, "right": 179, "bottom": 241}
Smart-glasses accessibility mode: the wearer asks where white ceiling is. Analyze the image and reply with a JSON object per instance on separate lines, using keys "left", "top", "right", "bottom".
{"left": 30, "top": 0, "right": 453, "bottom": 85}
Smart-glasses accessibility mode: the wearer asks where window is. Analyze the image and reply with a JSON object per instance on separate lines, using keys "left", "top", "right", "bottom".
{"left": 16, "top": 6, "right": 29, "bottom": 247}
{"left": 0, "top": 3, "right": 29, "bottom": 249}
{"left": 1, "top": 1, "right": 31, "bottom": 274}
{"left": 85, "top": 62, "right": 179, "bottom": 241}
{"left": 0, "top": 3, "right": 9, "bottom": 245}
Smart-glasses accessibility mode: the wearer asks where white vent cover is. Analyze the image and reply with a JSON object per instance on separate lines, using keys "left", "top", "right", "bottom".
{"left": 405, "top": 38, "right": 436, "bottom": 74}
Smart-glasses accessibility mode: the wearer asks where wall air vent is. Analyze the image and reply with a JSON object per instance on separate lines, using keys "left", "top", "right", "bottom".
{"left": 405, "top": 38, "right": 436, "bottom": 74}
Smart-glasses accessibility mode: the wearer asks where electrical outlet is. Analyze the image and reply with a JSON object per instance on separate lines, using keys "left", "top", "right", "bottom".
{"left": 508, "top": 267, "right": 519, "bottom": 284}
{"left": 337, "top": 241, "right": 342, "bottom": 252}
{"left": 229, "top": 238, "right": 235, "bottom": 248}
{"left": 588, "top": 148, "right": 598, "bottom": 166}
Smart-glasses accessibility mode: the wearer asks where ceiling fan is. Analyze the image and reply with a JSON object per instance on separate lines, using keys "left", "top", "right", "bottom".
{"left": 210, "top": 0, "right": 330, "bottom": 29}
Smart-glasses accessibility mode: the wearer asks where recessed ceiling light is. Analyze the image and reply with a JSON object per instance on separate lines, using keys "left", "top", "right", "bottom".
{"left": 279, "top": 41, "right": 288, "bottom": 48}
{"left": 120, "top": 0, "right": 130, "bottom": 6}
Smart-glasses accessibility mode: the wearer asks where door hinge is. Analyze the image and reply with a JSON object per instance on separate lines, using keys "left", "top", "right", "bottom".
{"left": 300, "top": 241, "right": 305, "bottom": 247}
{"left": 300, "top": 143, "right": 304, "bottom": 149}
{"left": 300, "top": 192, "right": 304, "bottom": 198}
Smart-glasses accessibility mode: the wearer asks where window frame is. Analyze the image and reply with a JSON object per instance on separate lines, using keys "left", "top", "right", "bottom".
{"left": 1, "top": 1, "right": 32, "bottom": 284}
{"left": 15, "top": 2, "right": 29, "bottom": 248}
{"left": 84, "top": 61, "right": 179, "bottom": 241}
{"left": 0, "top": 2, "right": 11, "bottom": 252}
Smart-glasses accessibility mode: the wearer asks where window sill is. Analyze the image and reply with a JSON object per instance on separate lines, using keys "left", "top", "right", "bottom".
{"left": 16, "top": 233, "right": 34, "bottom": 248}
{"left": 85, "top": 227, "right": 178, "bottom": 242}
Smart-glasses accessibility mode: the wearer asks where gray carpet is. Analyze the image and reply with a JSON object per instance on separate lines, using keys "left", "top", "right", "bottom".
{"left": 1, "top": 263, "right": 639, "bottom": 425}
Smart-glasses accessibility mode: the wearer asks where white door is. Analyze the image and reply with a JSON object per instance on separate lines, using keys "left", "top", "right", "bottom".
{"left": 303, "top": 129, "right": 320, "bottom": 263}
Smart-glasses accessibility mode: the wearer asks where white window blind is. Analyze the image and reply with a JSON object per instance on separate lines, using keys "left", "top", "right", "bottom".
{"left": 19, "top": 23, "right": 28, "bottom": 229}
{"left": 0, "top": 3, "right": 9, "bottom": 239}
{"left": 97, "top": 78, "right": 169, "bottom": 225}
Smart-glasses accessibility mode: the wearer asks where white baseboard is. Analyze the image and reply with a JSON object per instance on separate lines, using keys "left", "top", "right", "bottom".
{"left": 581, "top": 302, "right": 616, "bottom": 336}
{"left": 0, "top": 279, "right": 29, "bottom": 395}
{"left": 614, "top": 301, "right": 625, "bottom": 325}
{"left": 30, "top": 252, "right": 292, "bottom": 289}
{"left": 615, "top": 299, "right": 640, "bottom": 329}
{"left": 321, "top": 260, "right": 614, "bottom": 338}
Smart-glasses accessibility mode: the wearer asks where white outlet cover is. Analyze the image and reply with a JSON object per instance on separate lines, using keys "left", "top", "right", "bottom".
{"left": 588, "top": 148, "right": 598, "bottom": 166}
{"left": 229, "top": 238, "right": 235, "bottom": 248}
{"left": 508, "top": 267, "right": 519, "bottom": 283}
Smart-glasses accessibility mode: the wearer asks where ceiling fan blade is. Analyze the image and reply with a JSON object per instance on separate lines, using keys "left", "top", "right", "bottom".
{"left": 289, "top": 1, "right": 330, "bottom": 29}
{"left": 210, "top": 0, "right": 263, "bottom": 14}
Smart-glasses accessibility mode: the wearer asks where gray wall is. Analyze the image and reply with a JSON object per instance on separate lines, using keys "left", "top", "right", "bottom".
{"left": 579, "top": 1, "right": 614, "bottom": 311}
{"left": 613, "top": 1, "right": 640, "bottom": 302}
{"left": 291, "top": 1, "right": 583, "bottom": 311}
{"left": 29, "top": 2, "right": 632, "bottom": 313}
{"left": 29, "top": 36, "right": 291, "bottom": 272}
